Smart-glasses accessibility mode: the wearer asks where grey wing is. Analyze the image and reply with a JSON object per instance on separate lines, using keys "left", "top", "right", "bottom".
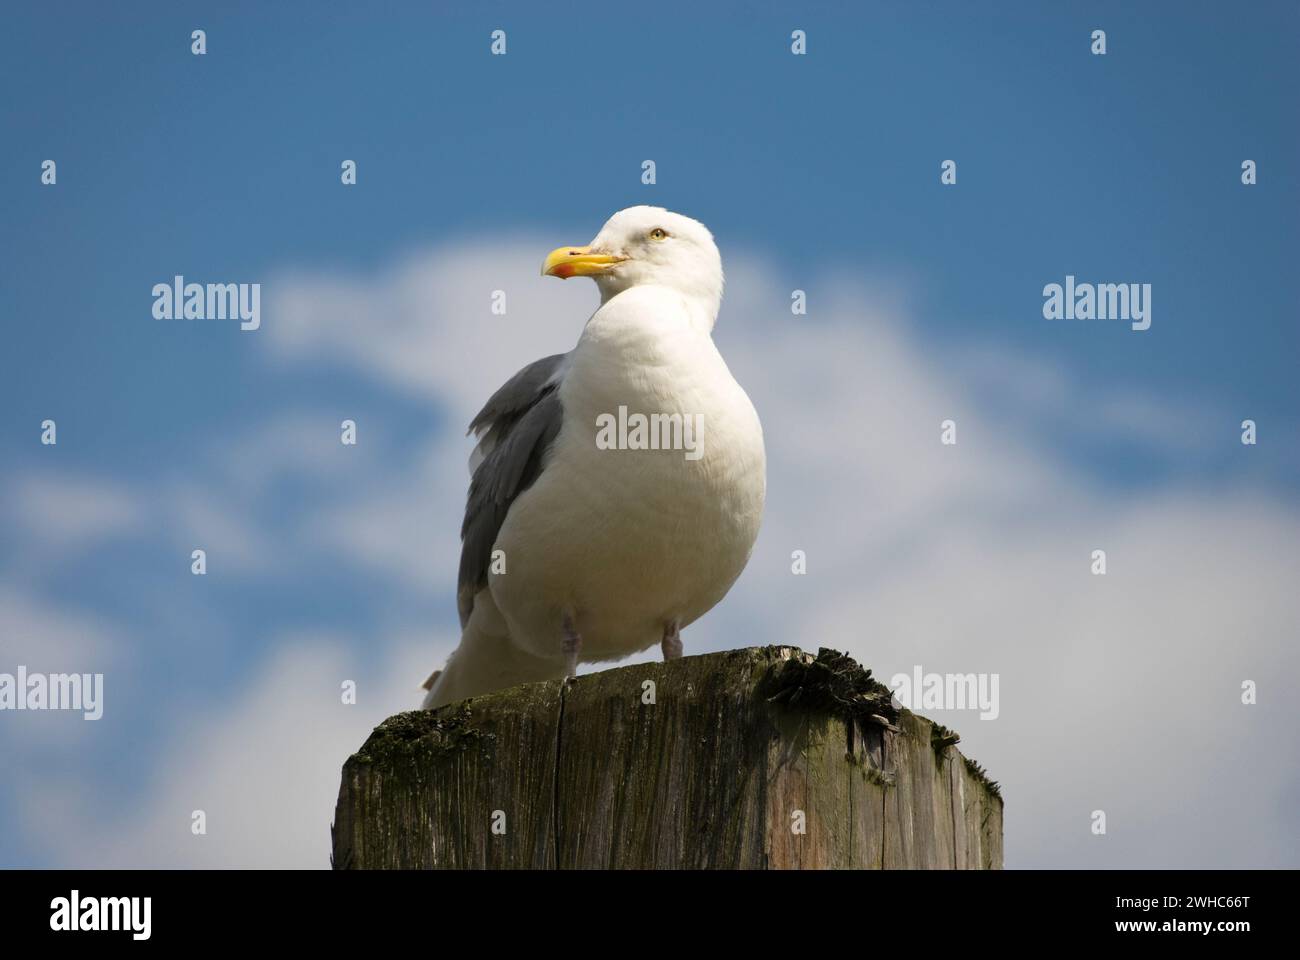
{"left": 457, "top": 354, "right": 568, "bottom": 627}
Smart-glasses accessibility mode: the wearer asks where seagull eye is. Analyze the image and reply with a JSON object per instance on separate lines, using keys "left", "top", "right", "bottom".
{"left": 648, "top": 228, "right": 668, "bottom": 241}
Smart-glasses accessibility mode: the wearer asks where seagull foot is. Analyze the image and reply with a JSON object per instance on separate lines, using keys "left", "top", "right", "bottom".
{"left": 562, "top": 613, "right": 582, "bottom": 679}
{"left": 661, "top": 619, "right": 683, "bottom": 661}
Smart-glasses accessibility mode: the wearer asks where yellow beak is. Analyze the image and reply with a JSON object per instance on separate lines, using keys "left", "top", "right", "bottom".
{"left": 542, "top": 245, "right": 626, "bottom": 279}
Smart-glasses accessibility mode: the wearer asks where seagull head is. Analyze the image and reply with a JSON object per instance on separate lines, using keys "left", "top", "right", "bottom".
{"left": 542, "top": 206, "right": 724, "bottom": 320}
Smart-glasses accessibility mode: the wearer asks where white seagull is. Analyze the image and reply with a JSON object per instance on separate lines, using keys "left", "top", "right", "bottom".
{"left": 421, "top": 207, "right": 766, "bottom": 709}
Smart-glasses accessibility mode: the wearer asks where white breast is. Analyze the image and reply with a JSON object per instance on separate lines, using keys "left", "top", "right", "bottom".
{"left": 490, "top": 285, "right": 766, "bottom": 663}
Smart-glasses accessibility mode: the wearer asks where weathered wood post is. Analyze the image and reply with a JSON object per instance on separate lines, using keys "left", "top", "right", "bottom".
{"left": 332, "top": 646, "right": 1003, "bottom": 869}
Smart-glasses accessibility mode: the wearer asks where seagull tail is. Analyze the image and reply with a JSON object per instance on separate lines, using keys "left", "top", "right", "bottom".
{"left": 420, "top": 617, "right": 564, "bottom": 710}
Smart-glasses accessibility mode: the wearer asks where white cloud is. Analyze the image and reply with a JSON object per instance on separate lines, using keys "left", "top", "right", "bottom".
{"left": 22, "top": 631, "right": 456, "bottom": 868}
{"left": 0, "top": 586, "right": 118, "bottom": 668}
{"left": 6, "top": 473, "right": 144, "bottom": 552}
{"left": 163, "top": 482, "right": 278, "bottom": 577}
{"left": 203, "top": 411, "right": 354, "bottom": 499}
{"left": 953, "top": 343, "right": 1220, "bottom": 454}
{"left": 264, "top": 241, "right": 595, "bottom": 423}
{"left": 0, "top": 588, "right": 119, "bottom": 751}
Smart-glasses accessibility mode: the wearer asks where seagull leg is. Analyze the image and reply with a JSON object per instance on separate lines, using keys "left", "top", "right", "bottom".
{"left": 661, "top": 619, "right": 683, "bottom": 661}
{"left": 561, "top": 613, "right": 582, "bottom": 680}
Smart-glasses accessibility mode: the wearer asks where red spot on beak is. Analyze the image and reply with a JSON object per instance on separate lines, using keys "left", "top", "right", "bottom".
{"left": 553, "top": 264, "right": 576, "bottom": 278}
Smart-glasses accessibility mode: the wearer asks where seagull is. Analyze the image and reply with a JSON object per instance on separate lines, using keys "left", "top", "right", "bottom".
{"left": 421, "top": 206, "right": 766, "bottom": 709}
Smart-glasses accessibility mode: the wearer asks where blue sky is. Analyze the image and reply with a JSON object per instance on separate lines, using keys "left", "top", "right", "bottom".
{"left": 2, "top": 3, "right": 1297, "bottom": 868}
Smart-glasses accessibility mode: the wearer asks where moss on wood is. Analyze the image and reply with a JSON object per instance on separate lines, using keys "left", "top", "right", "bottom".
{"left": 333, "top": 646, "right": 1002, "bottom": 869}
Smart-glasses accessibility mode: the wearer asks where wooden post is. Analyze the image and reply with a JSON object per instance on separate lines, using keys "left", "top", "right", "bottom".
{"left": 332, "top": 646, "right": 1003, "bottom": 869}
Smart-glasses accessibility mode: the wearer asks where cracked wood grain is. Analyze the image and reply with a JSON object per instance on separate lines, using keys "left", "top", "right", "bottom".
{"left": 332, "top": 646, "right": 1003, "bottom": 869}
